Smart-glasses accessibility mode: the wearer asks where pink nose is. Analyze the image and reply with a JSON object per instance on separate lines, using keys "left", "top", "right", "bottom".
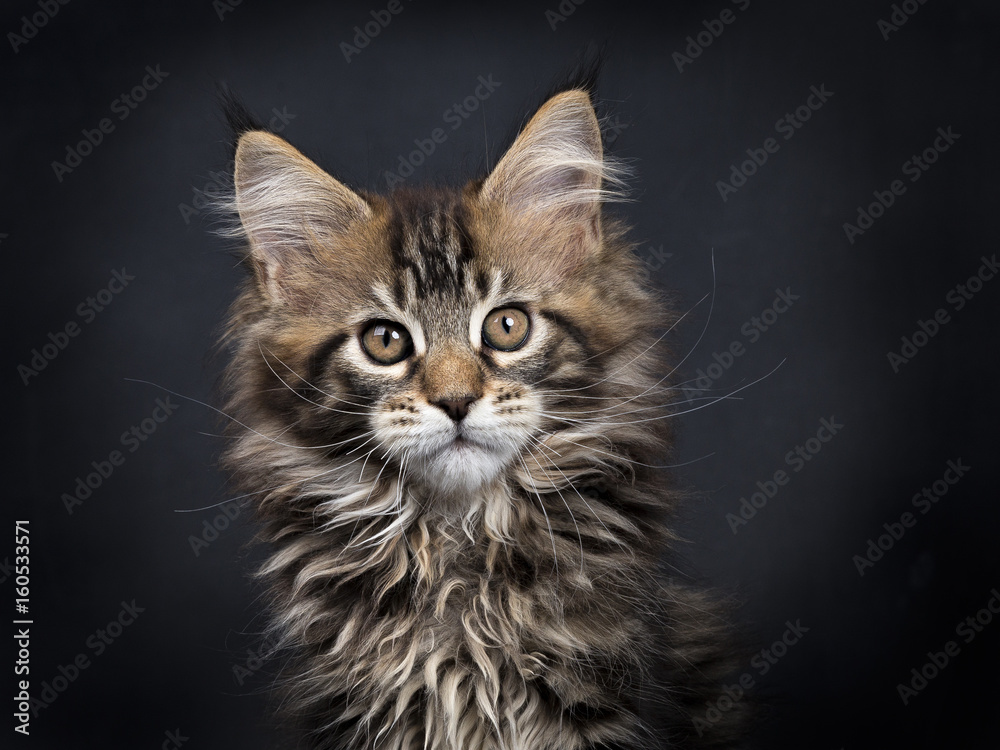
{"left": 435, "top": 396, "right": 477, "bottom": 422}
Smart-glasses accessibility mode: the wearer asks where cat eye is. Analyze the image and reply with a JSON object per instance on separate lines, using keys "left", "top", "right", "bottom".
{"left": 360, "top": 321, "right": 413, "bottom": 365}
{"left": 482, "top": 307, "right": 530, "bottom": 352}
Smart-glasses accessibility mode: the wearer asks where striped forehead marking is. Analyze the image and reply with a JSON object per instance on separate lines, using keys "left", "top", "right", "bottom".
{"left": 388, "top": 194, "right": 477, "bottom": 302}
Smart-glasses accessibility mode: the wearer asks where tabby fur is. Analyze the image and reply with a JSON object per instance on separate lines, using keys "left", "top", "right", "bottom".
{"left": 218, "top": 84, "right": 745, "bottom": 749}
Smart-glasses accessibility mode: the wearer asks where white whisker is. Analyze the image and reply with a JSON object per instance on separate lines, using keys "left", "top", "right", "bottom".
{"left": 124, "top": 377, "right": 377, "bottom": 456}
{"left": 516, "top": 454, "right": 559, "bottom": 579}
{"left": 526, "top": 451, "right": 585, "bottom": 575}
{"left": 530, "top": 438, "right": 632, "bottom": 555}
{"left": 258, "top": 340, "right": 376, "bottom": 417}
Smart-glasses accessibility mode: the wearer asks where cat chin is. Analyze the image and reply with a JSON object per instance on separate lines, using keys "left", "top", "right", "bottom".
{"left": 412, "top": 439, "right": 511, "bottom": 496}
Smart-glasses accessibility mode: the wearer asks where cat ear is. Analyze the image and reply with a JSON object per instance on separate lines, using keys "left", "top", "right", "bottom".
{"left": 479, "top": 89, "right": 625, "bottom": 278}
{"left": 232, "top": 131, "right": 372, "bottom": 303}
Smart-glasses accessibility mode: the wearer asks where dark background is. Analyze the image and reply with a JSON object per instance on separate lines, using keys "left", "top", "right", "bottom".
{"left": 4, "top": 0, "right": 999, "bottom": 747}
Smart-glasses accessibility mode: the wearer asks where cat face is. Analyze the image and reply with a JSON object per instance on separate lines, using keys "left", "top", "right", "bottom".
{"left": 310, "top": 195, "right": 555, "bottom": 496}
{"left": 354, "top": 286, "right": 541, "bottom": 495}
{"left": 227, "top": 90, "right": 655, "bottom": 499}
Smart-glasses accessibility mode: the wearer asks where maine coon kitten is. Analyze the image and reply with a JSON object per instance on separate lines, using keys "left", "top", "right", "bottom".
{"left": 219, "top": 83, "right": 744, "bottom": 749}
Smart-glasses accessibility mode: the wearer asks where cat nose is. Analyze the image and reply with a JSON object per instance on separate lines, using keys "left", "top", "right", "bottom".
{"left": 434, "top": 396, "right": 477, "bottom": 422}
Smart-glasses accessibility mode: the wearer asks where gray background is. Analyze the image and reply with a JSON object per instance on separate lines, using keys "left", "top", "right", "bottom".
{"left": 4, "top": 0, "right": 998, "bottom": 747}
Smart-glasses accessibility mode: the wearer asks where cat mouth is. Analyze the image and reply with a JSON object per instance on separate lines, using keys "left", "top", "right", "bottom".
{"left": 440, "top": 431, "right": 488, "bottom": 454}
{"left": 447, "top": 434, "right": 477, "bottom": 450}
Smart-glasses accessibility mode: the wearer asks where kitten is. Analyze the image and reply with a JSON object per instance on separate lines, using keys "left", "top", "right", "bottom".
{"left": 219, "top": 81, "right": 744, "bottom": 749}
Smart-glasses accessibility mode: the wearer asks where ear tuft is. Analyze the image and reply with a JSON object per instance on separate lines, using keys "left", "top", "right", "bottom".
{"left": 219, "top": 88, "right": 266, "bottom": 140}
{"left": 478, "top": 88, "right": 629, "bottom": 282}
{"left": 480, "top": 89, "right": 628, "bottom": 215}
{"left": 223, "top": 131, "right": 371, "bottom": 303}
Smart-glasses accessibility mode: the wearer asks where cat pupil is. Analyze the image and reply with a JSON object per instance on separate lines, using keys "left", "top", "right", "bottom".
{"left": 503, "top": 316, "right": 513, "bottom": 333}
{"left": 374, "top": 325, "right": 398, "bottom": 349}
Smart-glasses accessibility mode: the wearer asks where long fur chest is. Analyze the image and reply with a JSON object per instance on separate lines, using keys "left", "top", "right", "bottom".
{"left": 265, "top": 480, "right": 649, "bottom": 750}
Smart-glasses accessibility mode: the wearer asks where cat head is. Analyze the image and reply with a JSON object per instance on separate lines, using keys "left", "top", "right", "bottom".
{"left": 223, "top": 88, "right": 663, "bottom": 501}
